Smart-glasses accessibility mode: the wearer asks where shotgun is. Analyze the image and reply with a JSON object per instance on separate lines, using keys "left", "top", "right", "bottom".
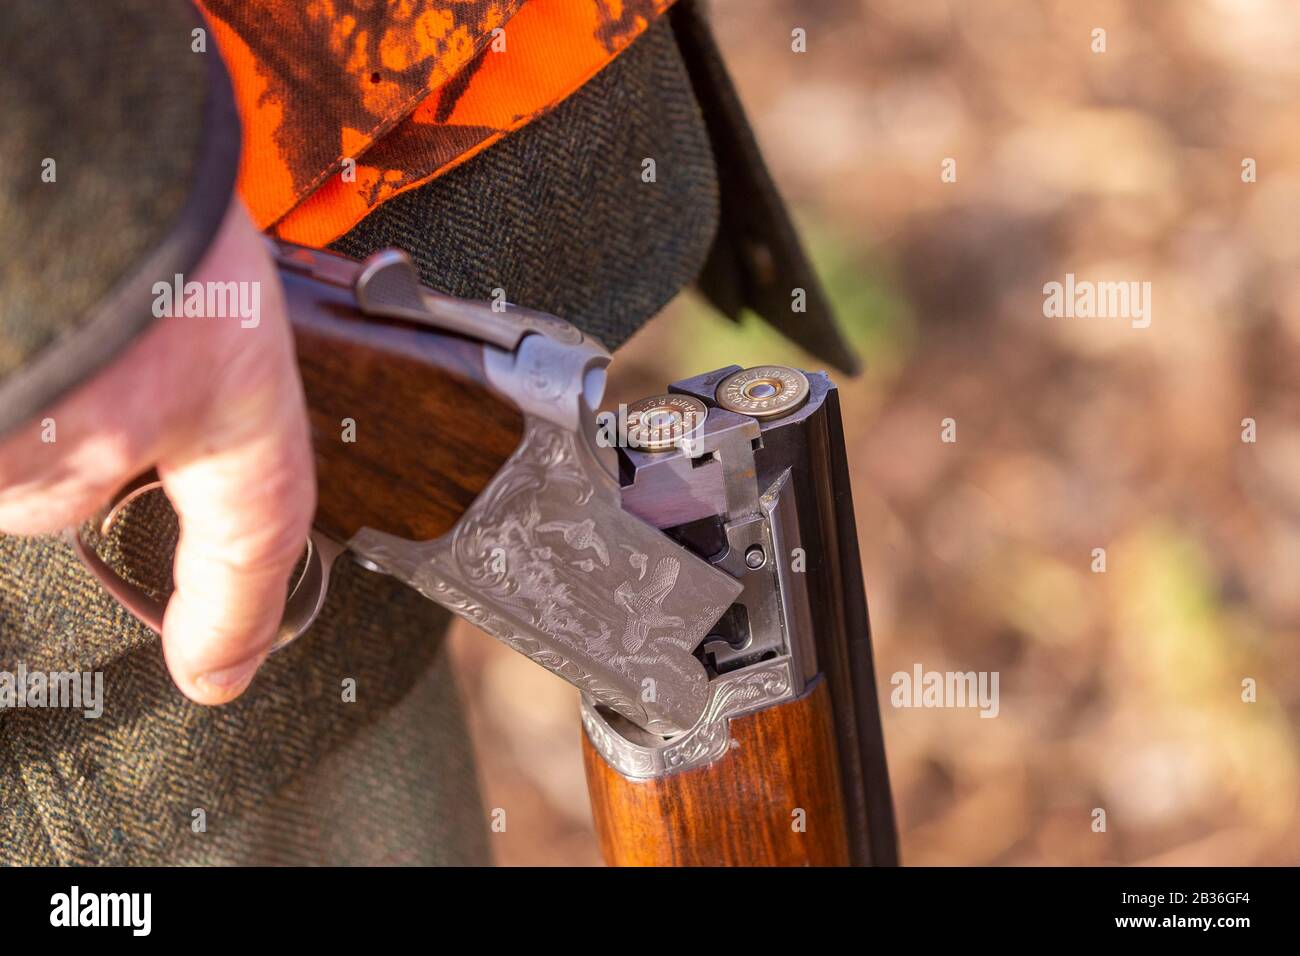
{"left": 71, "top": 241, "right": 898, "bottom": 866}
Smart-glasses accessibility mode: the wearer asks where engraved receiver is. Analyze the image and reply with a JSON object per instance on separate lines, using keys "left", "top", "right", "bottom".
{"left": 70, "top": 242, "right": 742, "bottom": 737}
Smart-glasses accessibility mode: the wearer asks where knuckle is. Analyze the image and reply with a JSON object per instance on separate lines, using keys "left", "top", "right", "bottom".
{"left": 0, "top": 490, "right": 95, "bottom": 535}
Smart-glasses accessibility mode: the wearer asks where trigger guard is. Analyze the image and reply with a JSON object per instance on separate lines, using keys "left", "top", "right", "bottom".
{"left": 65, "top": 474, "right": 341, "bottom": 652}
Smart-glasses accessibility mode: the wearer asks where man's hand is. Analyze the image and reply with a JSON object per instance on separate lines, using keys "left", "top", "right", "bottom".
{"left": 0, "top": 199, "right": 315, "bottom": 705}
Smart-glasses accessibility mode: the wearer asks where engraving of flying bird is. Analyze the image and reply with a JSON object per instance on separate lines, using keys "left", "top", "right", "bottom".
{"left": 620, "top": 545, "right": 649, "bottom": 580}
{"left": 536, "top": 517, "right": 610, "bottom": 565}
{"left": 614, "top": 557, "right": 685, "bottom": 654}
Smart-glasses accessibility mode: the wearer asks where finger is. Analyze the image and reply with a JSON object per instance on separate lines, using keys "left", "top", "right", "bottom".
{"left": 0, "top": 308, "right": 184, "bottom": 534}
{"left": 158, "top": 364, "right": 315, "bottom": 704}
{"left": 0, "top": 470, "right": 138, "bottom": 534}
{"left": 155, "top": 201, "right": 316, "bottom": 705}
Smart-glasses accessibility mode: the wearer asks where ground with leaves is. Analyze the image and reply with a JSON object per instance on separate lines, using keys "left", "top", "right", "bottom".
{"left": 451, "top": 0, "right": 1300, "bottom": 865}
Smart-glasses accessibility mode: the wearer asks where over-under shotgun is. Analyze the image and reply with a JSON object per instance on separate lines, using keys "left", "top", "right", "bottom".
{"left": 73, "top": 242, "right": 898, "bottom": 866}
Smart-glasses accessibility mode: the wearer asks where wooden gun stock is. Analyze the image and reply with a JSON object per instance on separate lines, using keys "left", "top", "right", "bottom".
{"left": 67, "top": 244, "right": 531, "bottom": 644}
{"left": 281, "top": 265, "right": 524, "bottom": 544}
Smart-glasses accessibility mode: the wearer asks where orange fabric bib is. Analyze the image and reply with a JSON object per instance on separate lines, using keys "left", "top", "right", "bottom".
{"left": 200, "top": 0, "right": 675, "bottom": 246}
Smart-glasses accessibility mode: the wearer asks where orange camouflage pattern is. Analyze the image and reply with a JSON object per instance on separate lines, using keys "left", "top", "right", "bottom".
{"left": 200, "top": 0, "right": 676, "bottom": 246}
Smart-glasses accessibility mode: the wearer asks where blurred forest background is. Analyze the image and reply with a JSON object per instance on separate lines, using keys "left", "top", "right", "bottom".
{"left": 449, "top": 0, "right": 1300, "bottom": 865}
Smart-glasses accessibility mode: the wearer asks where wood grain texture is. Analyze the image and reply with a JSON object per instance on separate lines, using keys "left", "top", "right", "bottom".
{"left": 582, "top": 678, "right": 852, "bottom": 866}
{"left": 283, "top": 270, "right": 524, "bottom": 543}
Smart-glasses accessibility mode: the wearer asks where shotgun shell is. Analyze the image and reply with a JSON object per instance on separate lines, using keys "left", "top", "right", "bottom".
{"left": 715, "top": 365, "right": 810, "bottom": 419}
{"left": 625, "top": 394, "right": 708, "bottom": 452}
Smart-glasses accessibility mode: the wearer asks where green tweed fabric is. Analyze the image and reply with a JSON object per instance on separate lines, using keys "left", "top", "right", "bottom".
{"left": 0, "top": 494, "right": 487, "bottom": 866}
{"left": 0, "top": 0, "right": 238, "bottom": 440}
{"left": 0, "top": 0, "right": 204, "bottom": 377}
{"left": 0, "top": 14, "right": 718, "bottom": 866}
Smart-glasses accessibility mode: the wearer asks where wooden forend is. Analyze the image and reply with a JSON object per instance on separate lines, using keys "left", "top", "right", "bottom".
{"left": 582, "top": 679, "right": 851, "bottom": 866}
